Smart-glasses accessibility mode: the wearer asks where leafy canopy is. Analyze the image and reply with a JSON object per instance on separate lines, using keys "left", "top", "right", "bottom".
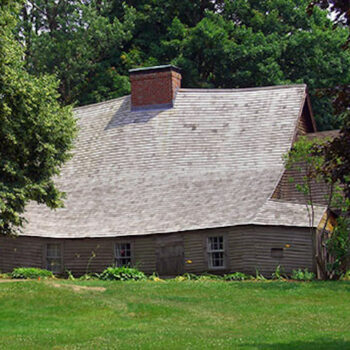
{"left": 18, "top": 0, "right": 350, "bottom": 130}
{"left": 0, "top": 1, "right": 76, "bottom": 235}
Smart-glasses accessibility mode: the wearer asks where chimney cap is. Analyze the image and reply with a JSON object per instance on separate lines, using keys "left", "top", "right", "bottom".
{"left": 129, "top": 64, "right": 181, "bottom": 75}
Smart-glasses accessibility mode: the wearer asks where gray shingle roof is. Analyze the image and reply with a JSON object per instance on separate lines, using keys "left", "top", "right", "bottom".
{"left": 252, "top": 200, "right": 326, "bottom": 228}
{"left": 23, "top": 85, "right": 318, "bottom": 238}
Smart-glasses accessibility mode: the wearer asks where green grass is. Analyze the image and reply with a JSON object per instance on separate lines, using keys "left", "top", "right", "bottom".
{"left": 0, "top": 280, "right": 350, "bottom": 349}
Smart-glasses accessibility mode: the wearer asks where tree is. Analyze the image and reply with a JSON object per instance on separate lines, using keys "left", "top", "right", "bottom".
{"left": 0, "top": 1, "right": 76, "bottom": 235}
{"left": 168, "top": 0, "right": 350, "bottom": 129}
{"left": 18, "top": 0, "right": 350, "bottom": 130}
{"left": 309, "top": 0, "right": 350, "bottom": 199}
{"left": 20, "top": 0, "right": 136, "bottom": 105}
{"left": 285, "top": 136, "right": 350, "bottom": 279}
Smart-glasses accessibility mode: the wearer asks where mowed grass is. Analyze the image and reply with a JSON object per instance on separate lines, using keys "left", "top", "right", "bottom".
{"left": 0, "top": 280, "right": 350, "bottom": 349}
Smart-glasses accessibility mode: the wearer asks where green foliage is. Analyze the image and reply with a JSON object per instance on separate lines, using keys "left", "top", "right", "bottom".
{"left": 98, "top": 266, "right": 146, "bottom": 281}
{"left": 16, "top": 0, "right": 350, "bottom": 129}
{"left": 66, "top": 270, "right": 75, "bottom": 281}
{"left": 285, "top": 136, "right": 350, "bottom": 280}
{"left": 255, "top": 269, "right": 267, "bottom": 281}
{"left": 326, "top": 215, "right": 350, "bottom": 278}
{"left": 0, "top": 2, "right": 76, "bottom": 235}
{"left": 79, "top": 273, "right": 97, "bottom": 281}
{"left": 291, "top": 268, "right": 315, "bottom": 281}
{"left": 224, "top": 272, "right": 253, "bottom": 281}
{"left": 147, "top": 273, "right": 165, "bottom": 282}
{"left": 271, "top": 265, "right": 287, "bottom": 280}
{"left": 174, "top": 273, "right": 223, "bottom": 281}
{"left": 341, "top": 270, "right": 350, "bottom": 281}
{"left": 20, "top": 0, "right": 136, "bottom": 105}
{"left": 11, "top": 267, "right": 53, "bottom": 279}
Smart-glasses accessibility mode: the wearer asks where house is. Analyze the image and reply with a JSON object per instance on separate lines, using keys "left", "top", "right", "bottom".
{"left": 0, "top": 65, "right": 329, "bottom": 277}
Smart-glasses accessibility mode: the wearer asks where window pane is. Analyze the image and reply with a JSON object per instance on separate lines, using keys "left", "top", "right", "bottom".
{"left": 46, "top": 244, "right": 61, "bottom": 273}
{"left": 211, "top": 252, "right": 224, "bottom": 267}
{"left": 271, "top": 248, "right": 284, "bottom": 258}
{"left": 47, "top": 244, "right": 61, "bottom": 258}
{"left": 116, "top": 258, "right": 131, "bottom": 267}
{"left": 115, "top": 243, "right": 131, "bottom": 267}
{"left": 208, "top": 236, "right": 223, "bottom": 251}
{"left": 207, "top": 236, "right": 225, "bottom": 268}
{"left": 47, "top": 258, "right": 61, "bottom": 273}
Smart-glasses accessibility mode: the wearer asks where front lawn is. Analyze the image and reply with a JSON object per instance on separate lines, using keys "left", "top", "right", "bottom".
{"left": 0, "top": 280, "right": 349, "bottom": 349}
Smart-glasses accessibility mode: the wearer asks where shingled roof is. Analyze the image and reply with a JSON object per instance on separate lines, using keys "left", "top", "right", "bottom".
{"left": 23, "top": 84, "right": 324, "bottom": 238}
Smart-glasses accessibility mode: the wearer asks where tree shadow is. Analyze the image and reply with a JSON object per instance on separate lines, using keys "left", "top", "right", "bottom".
{"left": 232, "top": 280, "right": 350, "bottom": 292}
{"left": 238, "top": 338, "right": 350, "bottom": 350}
{"left": 104, "top": 96, "right": 162, "bottom": 130}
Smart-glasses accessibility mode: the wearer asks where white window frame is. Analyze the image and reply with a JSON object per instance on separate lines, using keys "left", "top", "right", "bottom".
{"left": 115, "top": 242, "right": 132, "bottom": 267}
{"left": 207, "top": 236, "right": 226, "bottom": 269}
{"left": 46, "top": 243, "right": 62, "bottom": 274}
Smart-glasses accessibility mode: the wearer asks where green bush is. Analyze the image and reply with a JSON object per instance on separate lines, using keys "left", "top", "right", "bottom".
{"left": 11, "top": 267, "right": 53, "bottom": 279}
{"left": 255, "top": 269, "right": 267, "bottom": 281}
{"left": 174, "top": 273, "right": 224, "bottom": 282}
{"left": 197, "top": 273, "right": 223, "bottom": 281}
{"left": 271, "top": 265, "right": 287, "bottom": 280}
{"left": 224, "top": 272, "right": 253, "bottom": 281}
{"left": 98, "top": 266, "right": 146, "bottom": 281}
{"left": 291, "top": 268, "right": 315, "bottom": 281}
{"left": 341, "top": 270, "right": 350, "bottom": 281}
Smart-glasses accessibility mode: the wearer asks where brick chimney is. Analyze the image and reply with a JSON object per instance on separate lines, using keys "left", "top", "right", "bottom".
{"left": 129, "top": 65, "right": 181, "bottom": 111}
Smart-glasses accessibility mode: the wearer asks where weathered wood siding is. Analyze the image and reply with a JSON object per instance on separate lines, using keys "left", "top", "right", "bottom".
{"left": 0, "top": 225, "right": 314, "bottom": 277}
{"left": 271, "top": 164, "right": 331, "bottom": 205}
{"left": 297, "top": 102, "right": 315, "bottom": 136}
{"left": 0, "top": 236, "right": 43, "bottom": 272}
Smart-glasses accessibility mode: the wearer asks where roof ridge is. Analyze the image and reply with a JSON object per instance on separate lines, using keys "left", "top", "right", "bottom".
{"left": 179, "top": 84, "right": 306, "bottom": 93}
{"left": 73, "top": 95, "right": 128, "bottom": 111}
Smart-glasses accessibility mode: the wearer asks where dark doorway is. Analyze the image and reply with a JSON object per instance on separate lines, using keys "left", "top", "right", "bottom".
{"left": 156, "top": 235, "right": 184, "bottom": 276}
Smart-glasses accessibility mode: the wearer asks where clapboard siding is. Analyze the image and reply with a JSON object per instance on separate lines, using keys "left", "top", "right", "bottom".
{"left": 241, "top": 226, "right": 314, "bottom": 275}
{"left": 0, "top": 225, "right": 314, "bottom": 277}
{"left": 272, "top": 164, "right": 331, "bottom": 205}
{"left": 0, "top": 236, "right": 43, "bottom": 271}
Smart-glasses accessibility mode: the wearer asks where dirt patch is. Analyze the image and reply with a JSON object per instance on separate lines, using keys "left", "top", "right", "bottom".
{"left": 49, "top": 282, "right": 106, "bottom": 292}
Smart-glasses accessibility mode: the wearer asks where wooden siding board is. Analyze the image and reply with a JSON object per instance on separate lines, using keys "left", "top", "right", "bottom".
{"left": 0, "top": 225, "right": 315, "bottom": 276}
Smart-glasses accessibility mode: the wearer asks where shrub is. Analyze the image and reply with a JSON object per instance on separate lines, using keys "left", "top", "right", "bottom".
{"left": 178, "top": 273, "right": 200, "bottom": 281}
{"left": 174, "top": 273, "right": 223, "bottom": 282}
{"left": 255, "top": 269, "right": 267, "bottom": 281}
{"left": 341, "top": 270, "right": 350, "bottom": 281}
{"left": 11, "top": 267, "right": 53, "bottom": 279}
{"left": 98, "top": 266, "right": 146, "bottom": 281}
{"left": 224, "top": 272, "right": 253, "bottom": 281}
{"left": 148, "top": 273, "right": 165, "bottom": 282}
{"left": 197, "top": 273, "right": 223, "bottom": 281}
{"left": 291, "top": 268, "right": 315, "bottom": 281}
{"left": 271, "top": 265, "right": 287, "bottom": 280}
{"left": 79, "top": 273, "right": 97, "bottom": 281}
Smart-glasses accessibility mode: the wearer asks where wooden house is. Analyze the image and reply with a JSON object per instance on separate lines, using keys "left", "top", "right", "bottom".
{"left": 0, "top": 65, "right": 329, "bottom": 276}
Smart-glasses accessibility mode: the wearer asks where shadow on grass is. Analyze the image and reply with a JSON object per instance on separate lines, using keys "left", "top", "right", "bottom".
{"left": 231, "top": 280, "right": 350, "bottom": 292}
{"left": 239, "top": 338, "right": 350, "bottom": 350}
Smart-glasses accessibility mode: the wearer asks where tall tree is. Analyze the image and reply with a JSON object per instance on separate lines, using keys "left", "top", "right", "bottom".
{"left": 309, "top": 0, "right": 350, "bottom": 201}
{"left": 20, "top": 0, "right": 136, "bottom": 105}
{"left": 18, "top": 0, "right": 350, "bottom": 130}
{"left": 165, "top": 0, "right": 350, "bottom": 129}
{"left": 0, "top": 1, "right": 76, "bottom": 235}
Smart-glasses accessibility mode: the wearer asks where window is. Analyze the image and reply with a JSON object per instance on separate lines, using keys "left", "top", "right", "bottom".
{"left": 207, "top": 236, "right": 225, "bottom": 269}
{"left": 271, "top": 248, "right": 284, "bottom": 258}
{"left": 115, "top": 243, "right": 132, "bottom": 267}
{"left": 46, "top": 243, "right": 62, "bottom": 274}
